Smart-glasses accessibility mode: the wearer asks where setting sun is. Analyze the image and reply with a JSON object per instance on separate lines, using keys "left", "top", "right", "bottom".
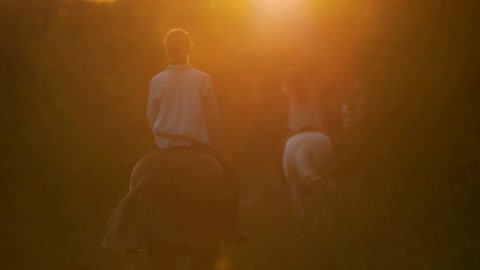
{"left": 250, "top": 0, "right": 311, "bottom": 22}
{"left": 86, "top": 0, "right": 115, "bottom": 3}
{"left": 253, "top": 0, "right": 308, "bottom": 13}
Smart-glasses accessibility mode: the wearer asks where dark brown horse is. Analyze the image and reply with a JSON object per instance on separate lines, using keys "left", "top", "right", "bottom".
{"left": 103, "top": 148, "right": 233, "bottom": 270}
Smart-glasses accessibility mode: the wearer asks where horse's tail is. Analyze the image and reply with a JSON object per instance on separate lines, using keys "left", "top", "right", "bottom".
{"left": 291, "top": 133, "right": 333, "bottom": 191}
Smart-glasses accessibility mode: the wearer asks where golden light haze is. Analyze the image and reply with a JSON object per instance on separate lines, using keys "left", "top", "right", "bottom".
{"left": 86, "top": 0, "right": 115, "bottom": 4}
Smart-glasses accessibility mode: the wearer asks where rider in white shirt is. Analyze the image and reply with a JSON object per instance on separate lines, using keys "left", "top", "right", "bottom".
{"left": 282, "top": 66, "right": 324, "bottom": 134}
{"left": 147, "top": 28, "right": 246, "bottom": 242}
{"left": 278, "top": 66, "right": 326, "bottom": 183}
{"left": 148, "top": 64, "right": 220, "bottom": 149}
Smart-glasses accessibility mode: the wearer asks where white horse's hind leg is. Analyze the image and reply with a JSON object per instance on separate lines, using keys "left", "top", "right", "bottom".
{"left": 283, "top": 132, "right": 334, "bottom": 232}
{"left": 298, "top": 150, "right": 324, "bottom": 196}
{"left": 299, "top": 133, "right": 333, "bottom": 193}
{"left": 283, "top": 144, "right": 305, "bottom": 229}
{"left": 290, "top": 182, "right": 305, "bottom": 221}
{"left": 286, "top": 170, "right": 305, "bottom": 232}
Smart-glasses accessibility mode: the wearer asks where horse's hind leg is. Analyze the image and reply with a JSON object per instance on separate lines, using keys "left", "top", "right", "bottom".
{"left": 285, "top": 170, "right": 305, "bottom": 231}
{"left": 290, "top": 183, "right": 305, "bottom": 230}
{"left": 188, "top": 256, "right": 216, "bottom": 270}
{"left": 187, "top": 244, "right": 219, "bottom": 270}
{"left": 283, "top": 151, "right": 305, "bottom": 231}
{"left": 147, "top": 245, "right": 176, "bottom": 270}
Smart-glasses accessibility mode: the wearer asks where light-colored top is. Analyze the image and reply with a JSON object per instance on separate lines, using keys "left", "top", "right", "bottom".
{"left": 283, "top": 86, "right": 324, "bottom": 132}
{"left": 147, "top": 65, "right": 221, "bottom": 148}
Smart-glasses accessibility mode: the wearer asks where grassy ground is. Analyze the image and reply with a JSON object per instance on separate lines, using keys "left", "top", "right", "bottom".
{"left": 93, "top": 146, "right": 474, "bottom": 270}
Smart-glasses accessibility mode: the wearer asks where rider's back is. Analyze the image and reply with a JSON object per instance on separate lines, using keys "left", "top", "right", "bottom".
{"left": 282, "top": 66, "right": 324, "bottom": 133}
{"left": 147, "top": 65, "right": 220, "bottom": 148}
{"left": 287, "top": 88, "right": 324, "bottom": 132}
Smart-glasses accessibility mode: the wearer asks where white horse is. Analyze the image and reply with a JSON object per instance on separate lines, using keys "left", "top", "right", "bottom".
{"left": 282, "top": 131, "right": 334, "bottom": 227}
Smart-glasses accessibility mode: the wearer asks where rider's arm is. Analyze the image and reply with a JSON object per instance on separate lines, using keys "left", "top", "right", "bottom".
{"left": 203, "top": 77, "right": 221, "bottom": 147}
{"left": 146, "top": 78, "right": 159, "bottom": 130}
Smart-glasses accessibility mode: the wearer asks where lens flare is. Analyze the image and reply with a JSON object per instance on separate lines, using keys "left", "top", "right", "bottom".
{"left": 248, "top": 0, "right": 314, "bottom": 52}
{"left": 215, "top": 256, "right": 232, "bottom": 270}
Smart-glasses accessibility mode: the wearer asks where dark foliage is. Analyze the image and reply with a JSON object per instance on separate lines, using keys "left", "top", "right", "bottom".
{"left": 1, "top": 0, "right": 478, "bottom": 269}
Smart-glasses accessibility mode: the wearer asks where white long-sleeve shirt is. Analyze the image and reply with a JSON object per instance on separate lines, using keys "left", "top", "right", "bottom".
{"left": 147, "top": 65, "right": 221, "bottom": 148}
{"left": 284, "top": 86, "right": 324, "bottom": 132}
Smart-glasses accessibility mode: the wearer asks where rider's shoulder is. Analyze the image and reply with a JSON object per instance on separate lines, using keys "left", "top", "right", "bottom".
{"left": 188, "top": 67, "right": 212, "bottom": 80}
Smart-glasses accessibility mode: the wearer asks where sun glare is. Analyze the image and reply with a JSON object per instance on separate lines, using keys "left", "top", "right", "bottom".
{"left": 248, "top": 0, "right": 314, "bottom": 49}
{"left": 86, "top": 0, "right": 115, "bottom": 4}
{"left": 253, "top": 0, "right": 309, "bottom": 16}
{"left": 249, "top": 0, "right": 312, "bottom": 29}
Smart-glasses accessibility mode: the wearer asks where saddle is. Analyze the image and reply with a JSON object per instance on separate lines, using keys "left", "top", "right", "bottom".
{"left": 129, "top": 147, "right": 222, "bottom": 190}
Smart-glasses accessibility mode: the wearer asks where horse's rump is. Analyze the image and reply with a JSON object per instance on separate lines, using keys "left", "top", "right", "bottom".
{"left": 282, "top": 131, "right": 334, "bottom": 221}
{"left": 283, "top": 131, "right": 334, "bottom": 184}
{"left": 284, "top": 131, "right": 333, "bottom": 163}
{"left": 103, "top": 149, "right": 232, "bottom": 253}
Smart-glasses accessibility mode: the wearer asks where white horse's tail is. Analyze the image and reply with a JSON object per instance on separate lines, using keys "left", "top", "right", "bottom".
{"left": 285, "top": 132, "right": 333, "bottom": 181}
{"left": 283, "top": 131, "right": 334, "bottom": 222}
